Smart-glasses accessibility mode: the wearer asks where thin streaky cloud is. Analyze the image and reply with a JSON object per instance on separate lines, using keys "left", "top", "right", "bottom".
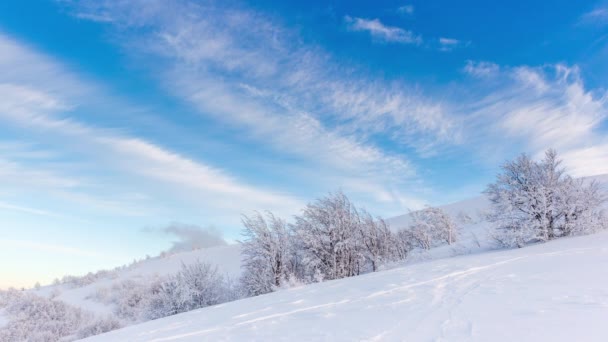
{"left": 580, "top": 7, "right": 608, "bottom": 25}
{"left": 344, "top": 16, "right": 422, "bottom": 44}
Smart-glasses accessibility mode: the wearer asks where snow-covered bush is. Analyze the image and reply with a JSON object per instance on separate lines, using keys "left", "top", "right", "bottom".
{"left": 147, "top": 261, "right": 228, "bottom": 320}
{"left": 486, "top": 149, "right": 606, "bottom": 247}
{"left": 0, "top": 291, "right": 92, "bottom": 342}
{"left": 90, "top": 278, "right": 160, "bottom": 322}
{"left": 56, "top": 268, "right": 120, "bottom": 288}
{"left": 76, "top": 316, "right": 122, "bottom": 339}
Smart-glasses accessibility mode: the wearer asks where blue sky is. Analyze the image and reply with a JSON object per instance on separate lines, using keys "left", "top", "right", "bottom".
{"left": 1, "top": 0, "right": 607, "bottom": 288}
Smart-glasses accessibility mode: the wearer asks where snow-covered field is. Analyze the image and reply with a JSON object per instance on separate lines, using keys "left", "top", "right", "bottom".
{"left": 84, "top": 231, "right": 608, "bottom": 341}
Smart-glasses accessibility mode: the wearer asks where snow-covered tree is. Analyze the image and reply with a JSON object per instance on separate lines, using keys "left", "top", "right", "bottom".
{"left": 359, "top": 211, "right": 399, "bottom": 272}
{"left": 559, "top": 177, "right": 606, "bottom": 236}
{"left": 485, "top": 149, "right": 606, "bottom": 247}
{"left": 292, "top": 191, "right": 364, "bottom": 280}
{"left": 240, "top": 212, "right": 295, "bottom": 296}
{"left": 407, "top": 207, "right": 459, "bottom": 249}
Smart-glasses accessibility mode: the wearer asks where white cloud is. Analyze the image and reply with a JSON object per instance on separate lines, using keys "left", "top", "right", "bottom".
{"left": 344, "top": 16, "right": 422, "bottom": 44}
{"left": 66, "top": 0, "right": 455, "bottom": 211}
{"left": 146, "top": 223, "right": 227, "bottom": 253}
{"left": 438, "top": 37, "right": 467, "bottom": 51}
{"left": 397, "top": 5, "right": 414, "bottom": 15}
{"left": 0, "top": 32, "right": 305, "bottom": 220}
{"left": 580, "top": 7, "right": 608, "bottom": 25}
{"left": 461, "top": 62, "right": 608, "bottom": 176}
{"left": 463, "top": 60, "right": 500, "bottom": 78}
{"left": 439, "top": 38, "right": 459, "bottom": 46}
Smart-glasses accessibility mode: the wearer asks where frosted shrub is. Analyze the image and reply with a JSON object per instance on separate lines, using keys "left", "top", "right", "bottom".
{"left": 147, "top": 261, "right": 228, "bottom": 319}
{"left": 76, "top": 316, "right": 122, "bottom": 339}
{"left": 0, "top": 292, "right": 90, "bottom": 342}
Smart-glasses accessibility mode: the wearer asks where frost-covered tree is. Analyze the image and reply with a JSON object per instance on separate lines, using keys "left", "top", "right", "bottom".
{"left": 292, "top": 191, "right": 364, "bottom": 280}
{"left": 559, "top": 177, "right": 606, "bottom": 236}
{"left": 485, "top": 149, "right": 606, "bottom": 247}
{"left": 408, "top": 207, "right": 459, "bottom": 249}
{"left": 240, "top": 212, "right": 295, "bottom": 296}
{"left": 359, "top": 212, "right": 399, "bottom": 271}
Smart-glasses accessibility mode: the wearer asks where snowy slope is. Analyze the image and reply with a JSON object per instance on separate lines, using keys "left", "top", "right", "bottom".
{"left": 84, "top": 231, "right": 608, "bottom": 342}
{"left": 4, "top": 173, "right": 606, "bottom": 340}
{"left": 33, "top": 244, "right": 242, "bottom": 316}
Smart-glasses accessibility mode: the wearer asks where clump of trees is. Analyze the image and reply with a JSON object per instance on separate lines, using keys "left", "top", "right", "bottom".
{"left": 485, "top": 149, "right": 606, "bottom": 247}
{"left": 240, "top": 191, "right": 459, "bottom": 296}
{"left": 147, "top": 261, "right": 229, "bottom": 320}
{"left": 89, "top": 260, "right": 239, "bottom": 323}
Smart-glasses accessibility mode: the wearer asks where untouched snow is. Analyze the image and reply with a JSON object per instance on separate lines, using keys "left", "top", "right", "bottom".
{"left": 84, "top": 232, "right": 608, "bottom": 342}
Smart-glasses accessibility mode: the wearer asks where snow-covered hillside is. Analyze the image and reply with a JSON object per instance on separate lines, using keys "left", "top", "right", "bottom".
{"left": 34, "top": 244, "right": 242, "bottom": 316}
{"left": 20, "top": 192, "right": 493, "bottom": 321}
{"left": 2, "top": 174, "right": 606, "bottom": 341}
{"left": 84, "top": 231, "right": 608, "bottom": 341}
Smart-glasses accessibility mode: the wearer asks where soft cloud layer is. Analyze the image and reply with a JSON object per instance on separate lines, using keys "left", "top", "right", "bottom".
{"left": 147, "top": 223, "right": 227, "bottom": 254}
{"left": 580, "top": 7, "right": 608, "bottom": 25}
{"left": 68, "top": 0, "right": 456, "bottom": 210}
{"left": 0, "top": 32, "right": 304, "bottom": 220}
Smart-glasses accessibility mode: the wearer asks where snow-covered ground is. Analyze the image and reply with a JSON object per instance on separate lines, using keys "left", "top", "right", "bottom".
{"left": 84, "top": 231, "right": 608, "bottom": 341}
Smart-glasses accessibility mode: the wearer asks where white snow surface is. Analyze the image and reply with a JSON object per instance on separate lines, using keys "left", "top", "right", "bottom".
{"left": 84, "top": 232, "right": 608, "bottom": 342}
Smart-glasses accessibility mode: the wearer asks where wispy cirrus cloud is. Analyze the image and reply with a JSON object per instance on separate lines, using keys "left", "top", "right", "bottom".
{"left": 66, "top": 0, "right": 459, "bottom": 211}
{"left": 344, "top": 16, "right": 422, "bottom": 44}
{"left": 463, "top": 60, "right": 500, "bottom": 78}
{"left": 0, "top": 32, "right": 305, "bottom": 222}
{"left": 460, "top": 62, "right": 608, "bottom": 175}
{"left": 580, "top": 6, "right": 608, "bottom": 26}
{"left": 438, "top": 37, "right": 469, "bottom": 51}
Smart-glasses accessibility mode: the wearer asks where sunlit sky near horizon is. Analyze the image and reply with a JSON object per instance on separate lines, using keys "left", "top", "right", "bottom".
{"left": 1, "top": 0, "right": 608, "bottom": 288}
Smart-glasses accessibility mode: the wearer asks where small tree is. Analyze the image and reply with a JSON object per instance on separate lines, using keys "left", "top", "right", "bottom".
{"left": 408, "top": 207, "right": 458, "bottom": 249}
{"left": 292, "top": 191, "right": 363, "bottom": 281}
{"left": 359, "top": 212, "right": 399, "bottom": 272}
{"left": 240, "top": 212, "right": 294, "bottom": 296}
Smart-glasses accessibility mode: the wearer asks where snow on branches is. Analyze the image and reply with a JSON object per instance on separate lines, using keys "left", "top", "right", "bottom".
{"left": 485, "top": 149, "right": 607, "bottom": 247}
